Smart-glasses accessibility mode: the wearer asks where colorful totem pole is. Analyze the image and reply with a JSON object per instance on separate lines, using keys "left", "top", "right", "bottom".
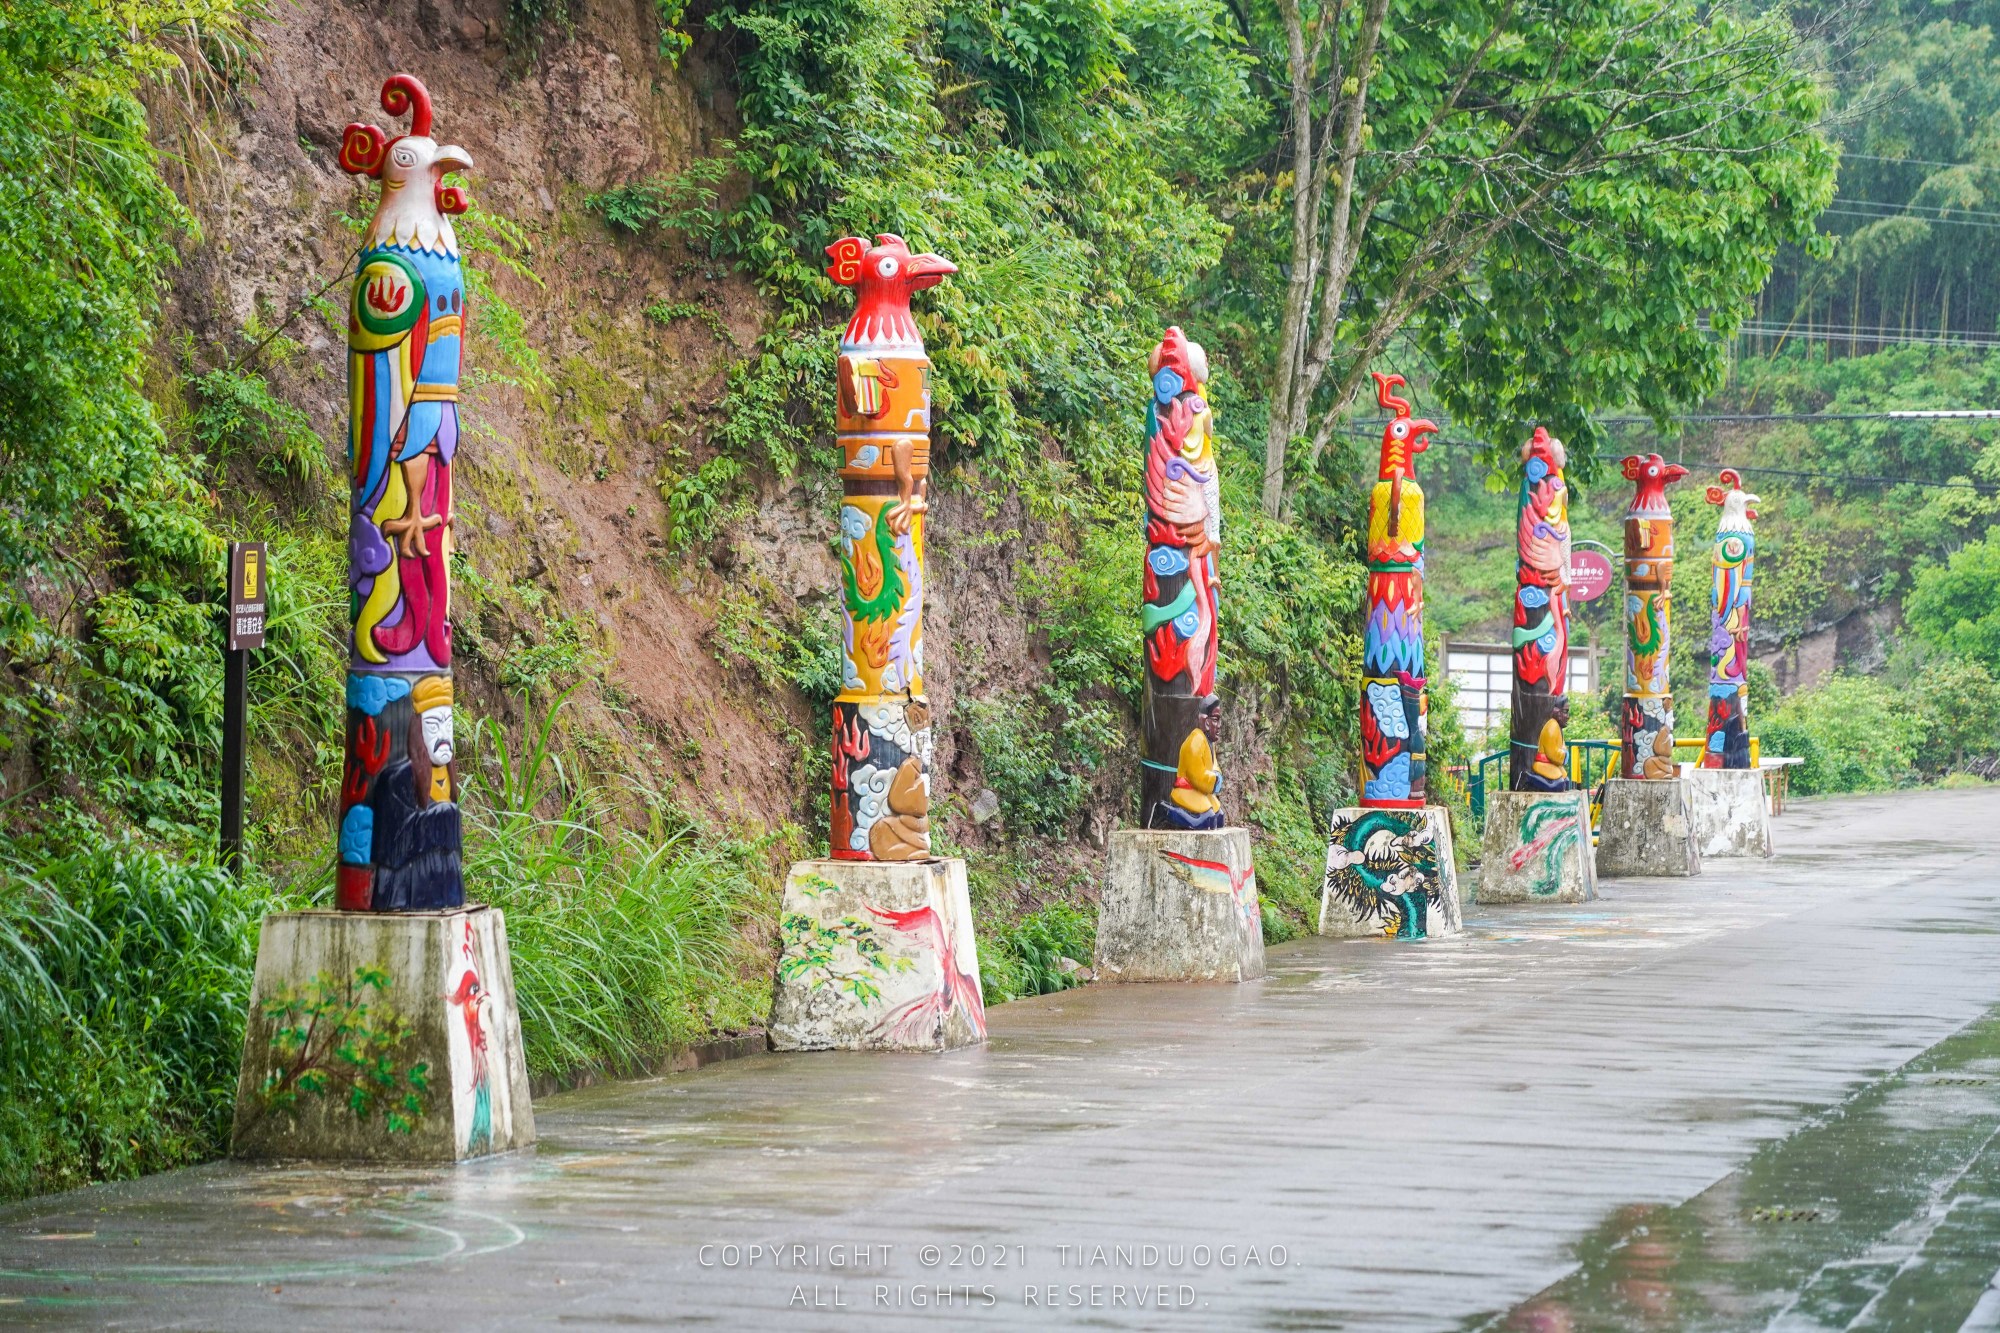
{"left": 1596, "top": 455, "right": 1702, "bottom": 878}
{"left": 333, "top": 74, "right": 473, "bottom": 913}
{"left": 1508, "top": 427, "right": 1573, "bottom": 794}
{"left": 1684, "top": 468, "right": 1772, "bottom": 858}
{"left": 1702, "top": 469, "right": 1760, "bottom": 771}
{"left": 233, "top": 75, "right": 533, "bottom": 1162}
{"left": 1359, "top": 373, "right": 1435, "bottom": 807}
{"left": 770, "top": 236, "right": 987, "bottom": 1048}
{"left": 1139, "top": 327, "right": 1223, "bottom": 831}
{"left": 1317, "top": 375, "right": 1460, "bottom": 940}
{"left": 1477, "top": 426, "right": 1596, "bottom": 904}
{"left": 825, "top": 235, "right": 955, "bottom": 863}
{"left": 1618, "top": 454, "right": 1689, "bottom": 779}
{"left": 1095, "top": 330, "right": 1261, "bottom": 984}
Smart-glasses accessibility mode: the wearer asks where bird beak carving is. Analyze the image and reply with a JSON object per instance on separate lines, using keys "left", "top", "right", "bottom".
{"left": 433, "top": 145, "right": 474, "bottom": 176}
{"left": 906, "top": 253, "right": 957, "bottom": 291}
{"left": 1408, "top": 418, "right": 1440, "bottom": 451}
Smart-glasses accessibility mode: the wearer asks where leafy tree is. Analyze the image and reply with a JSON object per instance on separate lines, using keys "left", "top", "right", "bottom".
{"left": 1238, "top": 0, "right": 1836, "bottom": 514}
{"left": 1907, "top": 535, "right": 2000, "bottom": 668}
{"left": 1910, "top": 653, "right": 2000, "bottom": 774}
{"left": 1760, "top": 0, "right": 2000, "bottom": 351}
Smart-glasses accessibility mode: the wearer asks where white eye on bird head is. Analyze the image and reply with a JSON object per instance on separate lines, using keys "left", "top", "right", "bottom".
{"left": 877, "top": 256, "right": 901, "bottom": 278}
{"left": 1390, "top": 420, "right": 1410, "bottom": 440}
{"left": 380, "top": 136, "right": 473, "bottom": 187}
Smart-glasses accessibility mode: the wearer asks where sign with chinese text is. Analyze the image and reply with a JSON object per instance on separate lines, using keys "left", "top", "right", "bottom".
{"left": 1568, "top": 549, "right": 1615, "bottom": 603}
{"left": 228, "top": 541, "right": 268, "bottom": 649}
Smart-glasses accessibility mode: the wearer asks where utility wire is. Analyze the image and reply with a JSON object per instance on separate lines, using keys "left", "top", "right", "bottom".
{"left": 1842, "top": 153, "right": 2000, "bottom": 172}
{"left": 1825, "top": 197, "right": 2000, "bottom": 224}
{"left": 1820, "top": 204, "right": 2000, "bottom": 231}
{"left": 1340, "top": 419, "right": 2000, "bottom": 492}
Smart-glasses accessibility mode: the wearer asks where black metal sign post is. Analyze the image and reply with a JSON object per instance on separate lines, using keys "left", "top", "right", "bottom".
{"left": 223, "top": 542, "right": 267, "bottom": 878}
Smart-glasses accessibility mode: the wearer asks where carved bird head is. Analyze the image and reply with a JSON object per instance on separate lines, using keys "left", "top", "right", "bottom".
{"left": 341, "top": 75, "right": 474, "bottom": 251}
{"left": 1706, "top": 467, "right": 1762, "bottom": 531}
{"left": 826, "top": 234, "right": 955, "bottom": 350}
{"left": 1372, "top": 372, "right": 1437, "bottom": 480}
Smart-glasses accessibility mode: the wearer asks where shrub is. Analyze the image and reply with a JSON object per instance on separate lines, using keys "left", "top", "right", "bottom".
{"left": 1909, "top": 655, "right": 2000, "bottom": 777}
{"left": 963, "top": 686, "right": 1123, "bottom": 836}
{"left": 979, "top": 901, "right": 1096, "bottom": 1005}
{"left": 1755, "top": 720, "right": 1828, "bottom": 795}
{"left": 1763, "top": 674, "right": 1918, "bottom": 794}
{"left": 0, "top": 843, "right": 268, "bottom": 1201}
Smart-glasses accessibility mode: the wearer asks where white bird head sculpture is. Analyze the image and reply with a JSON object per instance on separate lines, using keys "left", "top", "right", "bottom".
{"left": 340, "top": 74, "right": 473, "bottom": 257}
{"left": 1706, "top": 468, "right": 1762, "bottom": 534}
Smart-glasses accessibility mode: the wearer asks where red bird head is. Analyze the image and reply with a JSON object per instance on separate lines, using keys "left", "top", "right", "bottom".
{"left": 1620, "top": 452, "right": 1688, "bottom": 517}
{"left": 826, "top": 234, "right": 955, "bottom": 350}
{"left": 1520, "top": 425, "right": 1567, "bottom": 475}
{"left": 1373, "top": 372, "right": 1437, "bottom": 481}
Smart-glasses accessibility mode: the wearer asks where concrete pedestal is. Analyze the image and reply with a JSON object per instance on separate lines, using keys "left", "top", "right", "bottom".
{"left": 1595, "top": 778, "right": 1702, "bottom": 878}
{"left": 1687, "top": 767, "right": 1774, "bottom": 858}
{"left": 1318, "top": 806, "right": 1462, "bottom": 939}
{"left": 1477, "top": 789, "right": 1597, "bottom": 903}
{"left": 231, "top": 906, "right": 534, "bottom": 1162}
{"left": 771, "top": 858, "right": 986, "bottom": 1052}
{"left": 1095, "top": 827, "right": 1264, "bottom": 982}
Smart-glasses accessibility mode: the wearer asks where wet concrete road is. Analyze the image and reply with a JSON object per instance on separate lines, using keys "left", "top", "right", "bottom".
{"left": 4, "top": 788, "right": 2000, "bottom": 1331}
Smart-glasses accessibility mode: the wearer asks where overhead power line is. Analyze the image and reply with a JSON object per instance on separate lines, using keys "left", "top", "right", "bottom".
{"left": 1340, "top": 414, "right": 2000, "bottom": 493}
{"left": 1819, "top": 204, "right": 2000, "bottom": 231}
{"left": 1843, "top": 153, "right": 2000, "bottom": 172}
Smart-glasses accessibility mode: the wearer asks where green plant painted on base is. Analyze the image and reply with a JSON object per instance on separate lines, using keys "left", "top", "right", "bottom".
{"left": 779, "top": 876, "right": 912, "bottom": 1005}
{"left": 254, "top": 968, "right": 430, "bottom": 1133}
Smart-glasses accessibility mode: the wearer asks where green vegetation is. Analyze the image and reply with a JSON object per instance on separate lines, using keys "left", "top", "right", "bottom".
{"left": 0, "top": 843, "right": 266, "bottom": 1200}
{"left": 0, "top": 0, "right": 1886, "bottom": 1204}
{"left": 464, "top": 701, "right": 769, "bottom": 1078}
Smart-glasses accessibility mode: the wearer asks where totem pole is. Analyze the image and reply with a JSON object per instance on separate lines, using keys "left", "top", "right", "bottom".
{"left": 1702, "top": 469, "right": 1761, "bottom": 770}
{"left": 1095, "top": 332, "right": 1262, "bottom": 980}
{"left": 1139, "top": 327, "right": 1223, "bottom": 831}
{"left": 1476, "top": 425, "right": 1596, "bottom": 904}
{"left": 1596, "top": 453, "right": 1703, "bottom": 878}
{"left": 233, "top": 75, "right": 534, "bottom": 1163}
{"left": 1508, "top": 427, "right": 1573, "bottom": 793}
{"left": 1359, "top": 373, "right": 1436, "bottom": 807}
{"left": 1317, "top": 374, "right": 1461, "bottom": 941}
{"left": 335, "top": 75, "right": 474, "bottom": 913}
{"left": 770, "top": 234, "right": 987, "bottom": 1050}
{"left": 1618, "top": 454, "right": 1689, "bottom": 780}
{"left": 825, "top": 234, "right": 955, "bottom": 861}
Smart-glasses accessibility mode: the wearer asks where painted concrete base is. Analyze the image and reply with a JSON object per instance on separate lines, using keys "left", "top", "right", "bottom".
{"left": 1687, "top": 767, "right": 1774, "bottom": 858}
{"left": 1595, "top": 778, "right": 1703, "bottom": 878}
{"left": 231, "top": 906, "right": 534, "bottom": 1163}
{"left": 1478, "top": 789, "right": 1598, "bottom": 904}
{"left": 1319, "top": 806, "right": 1463, "bottom": 939}
{"left": 770, "top": 858, "right": 987, "bottom": 1052}
{"left": 1094, "top": 827, "right": 1264, "bottom": 983}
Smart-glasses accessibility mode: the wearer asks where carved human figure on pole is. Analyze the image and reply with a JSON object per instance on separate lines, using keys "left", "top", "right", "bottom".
{"left": 1509, "top": 427, "right": 1572, "bottom": 793}
{"left": 1702, "top": 468, "right": 1761, "bottom": 770}
{"left": 1359, "top": 374, "right": 1436, "bottom": 807}
{"left": 336, "top": 74, "right": 473, "bottom": 911}
{"left": 1139, "top": 327, "right": 1223, "bottom": 830}
{"left": 826, "top": 235, "right": 955, "bottom": 860}
{"left": 1619, "top": 454, "right": 1690, "bottom": 780}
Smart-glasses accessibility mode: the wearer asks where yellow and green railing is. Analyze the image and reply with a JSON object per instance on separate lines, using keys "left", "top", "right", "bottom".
{"left": 1468, "top": 740, "right": 1622, "bottom": 833}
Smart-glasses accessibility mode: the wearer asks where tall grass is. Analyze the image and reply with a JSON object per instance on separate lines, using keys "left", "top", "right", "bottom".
{"left": 0, "top": 843, "right": 267, "bottom": 1200}
{"left": 462, "top": 696, "right": 770, "bottom": 1080}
